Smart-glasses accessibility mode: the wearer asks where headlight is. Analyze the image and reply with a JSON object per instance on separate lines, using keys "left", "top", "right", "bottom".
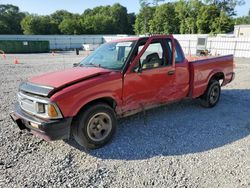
{"left": 18, "top": 92, "right": 63, "bottom": 119}
{"left": 34, "top": 102, "right": 62, "bottom": 119}
{"left": 35, "top": 102, "right": 61, "bottom": 118}
{"left": 35, "top": 102, "right": 46, "bottom": 113}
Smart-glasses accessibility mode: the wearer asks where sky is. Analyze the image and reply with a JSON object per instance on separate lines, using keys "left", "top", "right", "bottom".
{"left": 1, "top": 0, "right": 249, "bottom": 17}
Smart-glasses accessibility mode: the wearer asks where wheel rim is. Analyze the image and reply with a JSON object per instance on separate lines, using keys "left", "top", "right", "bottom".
{"left": 86, "top": 112, "right": 112, "bottom": 142}
{"left": 209, "top": 85, "right": 220, "bottom": 104}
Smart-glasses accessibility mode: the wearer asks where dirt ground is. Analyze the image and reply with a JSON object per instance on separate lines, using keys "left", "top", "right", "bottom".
{"left": 0, "top": 52, "right": 249, "bottom": 187}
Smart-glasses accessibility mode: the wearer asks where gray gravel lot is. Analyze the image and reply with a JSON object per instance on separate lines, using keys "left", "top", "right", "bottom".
{"left": 0, "top": 52, "right": 249, "bottom": 188}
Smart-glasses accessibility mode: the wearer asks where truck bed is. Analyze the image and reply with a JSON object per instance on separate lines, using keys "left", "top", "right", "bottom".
{"left": 188, "top": 55, "right": 234, "bottom": 98}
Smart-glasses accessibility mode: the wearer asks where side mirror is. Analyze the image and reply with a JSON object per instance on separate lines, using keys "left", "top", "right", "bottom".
{"left": 133, "top": 63, "right": 142, "bottom": 73}
{"left": 73, "top": 62, "right": 80, "bottom": 67}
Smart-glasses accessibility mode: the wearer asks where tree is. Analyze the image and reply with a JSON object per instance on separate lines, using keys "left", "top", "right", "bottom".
{"left": 234, "top": 15, "right": 250, "bottom": 25}
{"left": 211, "top": 11, "right": 234, "bottom": 34}
{"left": 21, "top": 15, "right": 59, "bottom": 34}
{"left": 81, "top": 6, "right": 116, "bottom": 34}
{"left": 50, "top": 10, "right": 73, "bottom": 34}
{"left": 81, "top": 5, "right": 113, "bottom": 34}
{"left": 51, "top": 10, "right": 73, "bottom": 25}
{"left": 0, "top": 4, "right": 25, "bottom": 34}
{"left": 110, "top": 3, "right": 129, "bottom": 34}
{"left": 59, "top": 15, "right": 82, "bottom": 34}
{"left": 127, "top": 13, "right": 136, "bottom": 34}
{"left": 234, "top": 8, "right": 250, "bottom": 25}
{"left": 204, "top": 0, "right": 245, "bottom": 16}
{"left": 135, "top": 1, "right": 156, "bottom": 34}
{"left": 196, "top": 5, "right": 220, "bottom": 33}
{"left": 0, "top": 2, "right": 241, "bottom": 35}
{"left": 149, "top": 3, "right": 180, "bottom": 34}
{"left": 81, "top": 3, "right": 131, "bottom": 34}
{"left": 175, "top": 0, "right": 202, "bottom": 34}
{"left": 2, "top": 3, "right": 134, "bottom": 35}
{"left": 81, "top": 14, "right": 115, "bottom": 34}
{"left": 134, "top": 6, "right": 156, "bottom": 34}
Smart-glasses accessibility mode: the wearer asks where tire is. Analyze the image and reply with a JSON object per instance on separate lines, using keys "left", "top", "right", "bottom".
{"left": 200, "top": 80, "right": 221, "bottom": 108}
{"left": 72, "top": 103, "right": 117, "bottom": 149}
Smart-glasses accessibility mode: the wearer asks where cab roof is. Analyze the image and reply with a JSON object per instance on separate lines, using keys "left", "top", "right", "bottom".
{"left": 109, "top": 34, "right": 174, "bottom": 43}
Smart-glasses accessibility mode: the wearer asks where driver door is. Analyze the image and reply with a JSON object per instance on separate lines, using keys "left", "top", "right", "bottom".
{"left": 122, "top": 38, "right": 176, "bottom": 113}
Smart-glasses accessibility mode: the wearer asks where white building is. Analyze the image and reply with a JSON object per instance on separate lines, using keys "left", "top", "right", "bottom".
{"left": 234, "top": 25, "right": 250, "bottom": 37}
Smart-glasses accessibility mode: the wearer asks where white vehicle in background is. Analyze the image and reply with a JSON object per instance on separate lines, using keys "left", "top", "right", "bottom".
{"left": 82, "top": 44, "right": 100, "bottom": 51}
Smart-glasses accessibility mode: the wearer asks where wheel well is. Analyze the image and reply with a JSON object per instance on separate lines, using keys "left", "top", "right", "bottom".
{"left": 71, "top": 97, "right": 117, "bottom": 130}
{"left": 75, "top": 97, "right": 117, "bottom": 117}
{"left": 210, "top": 72, "right": 224, "bottom": 84}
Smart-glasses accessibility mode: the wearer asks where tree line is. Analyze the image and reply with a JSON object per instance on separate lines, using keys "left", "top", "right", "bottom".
{"left": 0, "top": 0, "right": 249, "bottom": 35}
{"left": 135, "top": 0, "right": 247, "bottom": 34}
{"left": 0, "top": 3, "right": 135, "bottom": 35}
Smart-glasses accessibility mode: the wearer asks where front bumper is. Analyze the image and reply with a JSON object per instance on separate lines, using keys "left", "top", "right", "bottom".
{"left": 10, "top": 104, "right": 72, "bottom": 141}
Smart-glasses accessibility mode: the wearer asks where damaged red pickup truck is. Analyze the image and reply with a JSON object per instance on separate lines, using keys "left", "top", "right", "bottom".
{"left": 10, "top": 35, "right": 235, "bottom": 149}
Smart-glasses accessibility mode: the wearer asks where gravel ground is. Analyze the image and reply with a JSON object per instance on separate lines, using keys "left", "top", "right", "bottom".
{"left": 0, "top": 52, "right": 249, "bottom": 188}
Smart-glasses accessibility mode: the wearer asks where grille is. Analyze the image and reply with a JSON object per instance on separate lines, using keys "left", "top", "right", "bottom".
{"left": 18, "top": 92, "right": 37, "bottom": 115}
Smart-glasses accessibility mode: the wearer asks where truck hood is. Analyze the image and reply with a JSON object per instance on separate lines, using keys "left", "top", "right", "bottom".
{"left": 29, "top": 67, "right": 111, "bottom": 88}
{"left": 18, "top": 67, "right": 112, "bottom": 97}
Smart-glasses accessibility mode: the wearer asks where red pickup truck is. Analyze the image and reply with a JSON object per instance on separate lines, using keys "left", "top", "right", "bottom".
{"left": 10, "top": 35, "right": 235, "bottom": 149}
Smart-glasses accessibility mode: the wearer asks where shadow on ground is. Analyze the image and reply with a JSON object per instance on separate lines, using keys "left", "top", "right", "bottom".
{"left": 66, "top": 89, "right": 250, "bottom": 160}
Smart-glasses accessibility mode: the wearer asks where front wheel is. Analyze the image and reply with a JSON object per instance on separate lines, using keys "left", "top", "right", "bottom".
{"left": 200, "top": 80, "right": 221, "bottom": 108}
{"left": 72, "top": 103, "right": 117, "bottom": 149}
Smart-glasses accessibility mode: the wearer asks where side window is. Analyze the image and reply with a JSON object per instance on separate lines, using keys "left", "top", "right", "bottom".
{"left": 165, "top": 39, "right": 184, "bottom": 64}
{"left": 138, "top": 41, "right": 164, "bottom": 70}
{"left": 175, "top": 40, "right": 184, "bottom": 63}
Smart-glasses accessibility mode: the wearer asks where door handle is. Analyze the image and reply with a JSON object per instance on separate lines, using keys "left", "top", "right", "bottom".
{"left": 167, "top": 70, "right": 175, "bottom": 75}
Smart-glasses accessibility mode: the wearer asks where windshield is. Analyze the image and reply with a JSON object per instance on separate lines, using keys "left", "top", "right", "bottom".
{"left": 79, "top": 41, "right": 135, "bottom": 70}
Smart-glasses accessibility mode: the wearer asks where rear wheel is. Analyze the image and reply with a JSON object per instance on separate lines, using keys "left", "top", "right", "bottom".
{"left": 72, "top": 103, "right": 117, "bottom": 149}
{"left": 200, "top": 80, "right": 221, "bottom": 108}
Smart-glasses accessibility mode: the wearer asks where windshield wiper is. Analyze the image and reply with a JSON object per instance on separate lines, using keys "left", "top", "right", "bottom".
{"left": 82, "top": 62, "right": 101, "bottom": 68}
{"left": 80, "top": 62, "right": 112, "bottom": 70}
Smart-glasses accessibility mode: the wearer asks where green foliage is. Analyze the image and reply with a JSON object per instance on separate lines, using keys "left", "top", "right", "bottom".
{"left": 21, "top": 15, "right": 59, "bottom": 34}
{"left": 110, "top": 3, "right": 130, "bottom": 34}
{"left": 196, "top": 5, "right": 220, "bottom": 34}
{"left": 59, "top": 15, "right": 82, "bottom": 35}
{"left": 211, "top": 11, "right": 234, "bottom": 34}
{"left": 81, "top": 14, "right": 115, "bottom": 34}
{"left": 80, "top": 4, "right": 134, "bottom": 34}
{"left": 0, "top": 1, "right": 247, "bottom": 35}
{"left": 204, "top": 0, "right": 245, "bottom": 16}
{"left": 135, "top": 0, "right": 166, "bottom": 35}
{"left": 127, "top": 13, "right": 136, "bottom": 34}
{"left": 135, "top": 0, "right": 238, "bottom": 35}
{"left": 149, "top": 3, "right": 179, "bottom": 34}
{"left": 0, "top": 4, "right": 25, "bottom": 34}
{"left": 134, "top": 6, "right": 156, "bottom": 34}
{"left": 1, "top": 3, "right": 135, "bottom": 35}
{"left": 235, "top": 14, "right": 250, "bottom": 25}
{"left": 51, "top": 10, "right": 73, "bottom": 26}
{"left": 175, "top": 0, "right": 202, "bottom": 34}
